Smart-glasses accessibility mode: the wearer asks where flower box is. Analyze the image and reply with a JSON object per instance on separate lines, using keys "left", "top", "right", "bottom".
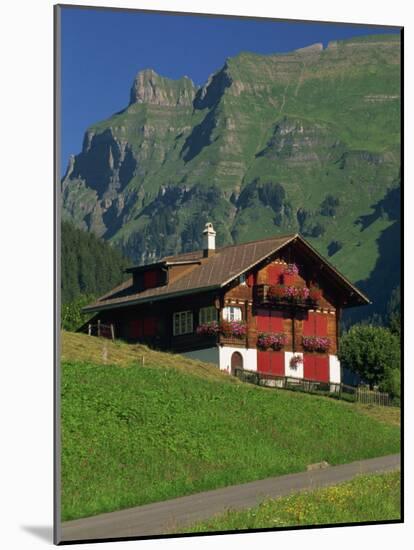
{"left": 257, "top": 332, "right": 287, "bottom": 351}
{"left": 196, "top": 321, "right": 220, "bottom": 336}
{"left": 220, "top": 320, "right": 247, "bottom": 338}
{"left": 283, "top": 263, "right": 299, "bottom": 286}
{"left": 302, "top": 335, "right": 330, "bottom": 353}
{"left": 309, "top": 285, "right": 322, "bottom": 302}
{"left": 268, "top": 284, "right": 286, "bottom": 300}
{"left": 284, "top": 263, "right": 299, "bottom": 275}
{"left": 290, "top": 354, "right": 303, "bottom": 368}
{"left": 268, "top": 284, "right": 312, "bottom": 304}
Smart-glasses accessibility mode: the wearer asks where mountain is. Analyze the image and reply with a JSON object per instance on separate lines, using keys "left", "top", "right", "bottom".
{"left": 61, "top": 34, "right": 401, "bottom": 319}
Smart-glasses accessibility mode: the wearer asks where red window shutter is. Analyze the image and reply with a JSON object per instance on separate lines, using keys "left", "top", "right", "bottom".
{"left": 270, "top": 351, "right": 285, "bottom": 375}
{"left": 143, "top": 317, "right": 157, "bottom": 336}
{"left": 130, "top": 319, "right": 143, "bottom": 339}
{"left": 257, "top": 309, "right": 270, "bottom": 332}
{"left": 315, "top": 313, "right": 328, "bottom": 336}
{"left": 303, "top": 354, "right": 315, "bottom": 380}
{"left": 303, "top": 312, "right": 315, "bottom": 336}
{"left": 270, "top": 311, "right": 284, "bottom": 332}
{"left": 247, "top": 273, "right": 255, "bottom": 287}
{"left": 257, "top": 350, "right": 271, "bottom": 373}
{"left": 144, "top": 270, "right": 158, "bottom": 289}
{"left": 267, "top": 264, "right": 284, "bottom": 285}
{"left": 314, "top": 356, "right": 329, "bottom": 382}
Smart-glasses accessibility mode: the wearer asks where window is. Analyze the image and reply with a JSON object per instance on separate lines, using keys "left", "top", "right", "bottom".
{"left": 239, "top": 274, "right": 246, "bottom": 285}
{"left": 199, "top": 306, "right": 218, "bottom": 324}
{"left": 143, "top": 270, "right": 159, "bottom": 289}
{"left": 222, "top": 306, "right": 242, "bottom": 321}
{"left": 173, "top": 311, "right": 193, "bottom": 336}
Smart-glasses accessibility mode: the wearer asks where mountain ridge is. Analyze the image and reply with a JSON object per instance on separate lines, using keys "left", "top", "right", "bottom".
{"left": 61, "top": 33, "right": 401, "bottom": 320}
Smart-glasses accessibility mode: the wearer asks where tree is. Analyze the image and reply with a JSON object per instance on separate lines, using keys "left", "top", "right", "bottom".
{"left": 61, "top": 294, "right": 96, "bottom": 332}
{"left": 338, "top": 325, "right": 400, "bottom": 390}
{"left": 380, "top": 366, "right": 401, "bottom": 400}
{"left": 320, "top": 194, "right": 340, "bottom": 217}
{"left": 387, "top": 286, "right": 401, "bottom": 337}
{"left": 61, "top": 221, "right": 129, "bottom": 304}
{"left": 310, "top": 222, "right": 326, "bottom": 238}
{"left": 327, "top": 240, "right": 343, "bottom": 257}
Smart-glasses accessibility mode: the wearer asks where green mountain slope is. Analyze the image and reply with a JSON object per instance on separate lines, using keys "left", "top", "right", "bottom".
{"left": 62, "top": 34, "right": 401, "bottom": 318}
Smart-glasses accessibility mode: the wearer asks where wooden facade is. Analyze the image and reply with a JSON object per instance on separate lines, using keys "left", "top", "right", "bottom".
{"left": 84, "top": 231, "right": 369, "bottom": 384}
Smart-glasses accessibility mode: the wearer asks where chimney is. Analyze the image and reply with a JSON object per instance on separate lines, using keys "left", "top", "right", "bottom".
{"left": 202, "top": 222, "right": 216, "bottom": 257}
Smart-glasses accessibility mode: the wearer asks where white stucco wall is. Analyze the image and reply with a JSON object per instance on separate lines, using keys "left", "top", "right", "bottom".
{"left": 284, "top": 351, "right": 304, "bottom": 379}
{"left": 181, "top": 348, "right": 341, "bottom": 385}
{"left": 329, "top": 354, "right": 341, "bottom": 384}
{"left": 181, "top": 347, "right": 219, "bottom": 365}
{"left": 219, "top": 346, "right": 257, "bottom": 373}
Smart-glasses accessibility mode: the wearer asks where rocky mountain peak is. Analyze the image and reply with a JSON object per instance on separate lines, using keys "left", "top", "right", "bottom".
{"left": 129, "top": 69, "right": 196, "bottom": 107}
{"left": 193, "top": 63, "right": 232, "bottom": 110}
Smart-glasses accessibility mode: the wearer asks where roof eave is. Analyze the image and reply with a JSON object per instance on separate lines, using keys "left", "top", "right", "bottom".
{"left": 82, "top": 284, "right": 220, "bottom": 313}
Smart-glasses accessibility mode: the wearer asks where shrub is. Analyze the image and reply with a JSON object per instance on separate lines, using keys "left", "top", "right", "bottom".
{"left": 61, "top": 294, "right": 95, "bottom": 332}
{"left": 380, "top": 367, "right": 401, "bottom": 400}
{"left": 339, "top": 325, "right": 400, "bottom": 390}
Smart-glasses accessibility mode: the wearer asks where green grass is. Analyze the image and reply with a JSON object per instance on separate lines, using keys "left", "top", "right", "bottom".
{"left": 181, "top": 471, "right": 401, "bottom": 533}
{"left": 61, "top": 334, "right": 400, "bottom": 522}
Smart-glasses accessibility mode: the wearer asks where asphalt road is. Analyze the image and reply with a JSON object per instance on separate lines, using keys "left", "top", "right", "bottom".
{"left": 60, "top": 453, "right": 400, "bottom": 542}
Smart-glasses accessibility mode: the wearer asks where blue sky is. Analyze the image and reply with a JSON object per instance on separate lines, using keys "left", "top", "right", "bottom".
{"left": 60, "top": 6, "right": 400, "bottom": 174}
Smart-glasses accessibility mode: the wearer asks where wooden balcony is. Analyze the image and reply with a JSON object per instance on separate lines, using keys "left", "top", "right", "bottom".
{"left": 253, "top": 284, "right": 318, "bottom": 310}
{"left": 219, "top": 334, "right": 247, "bottom": 347}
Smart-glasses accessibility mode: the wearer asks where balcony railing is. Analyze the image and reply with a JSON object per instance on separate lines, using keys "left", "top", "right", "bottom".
{"left": 253, "top": 284, "right": 319, "bottom": 309}
{"left": 219, "top": 334, "right": 247, "bottom": 346}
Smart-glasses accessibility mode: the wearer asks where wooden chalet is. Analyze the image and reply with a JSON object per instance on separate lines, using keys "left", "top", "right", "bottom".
{"left": 83, "top": 223, "right": 370, "bottom": 384}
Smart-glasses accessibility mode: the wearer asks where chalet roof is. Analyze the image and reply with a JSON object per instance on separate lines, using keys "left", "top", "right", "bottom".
{"left": 83, "top": 233, "right": 370, "bottom": 312}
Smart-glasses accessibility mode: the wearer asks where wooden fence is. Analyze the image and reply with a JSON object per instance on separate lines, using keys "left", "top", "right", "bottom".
{"left": 355, "top": 386, "right": 391, "bottom": 407}
{"left": 234, "top": 368, "right": 392, "bottom": 406}
{"left": 86, "top": 321, "right": 115, "bottom": 341}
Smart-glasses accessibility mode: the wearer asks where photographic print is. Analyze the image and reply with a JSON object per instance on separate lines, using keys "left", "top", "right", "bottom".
{"left": 55, "top": 4, "right": 402, "bottom": 544}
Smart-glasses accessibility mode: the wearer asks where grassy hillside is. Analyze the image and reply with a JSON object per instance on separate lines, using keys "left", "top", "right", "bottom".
{"left": 61, "top": 332, "right": 400, "bottom": 522}
{"left": 182, "top": 471, "right": 400, "bottom": 532}
{"left": 61, "top": 330, "right": 231, "bottom": 382}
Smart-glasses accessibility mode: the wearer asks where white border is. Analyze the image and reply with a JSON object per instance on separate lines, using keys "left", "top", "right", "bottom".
{"left": 1, "top": 1, "right": 410, "bottom": 549}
